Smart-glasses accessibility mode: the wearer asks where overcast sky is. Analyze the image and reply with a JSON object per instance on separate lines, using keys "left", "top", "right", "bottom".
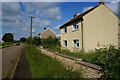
{"left": 1, "top": 0, "right": 120, "bottom": 40}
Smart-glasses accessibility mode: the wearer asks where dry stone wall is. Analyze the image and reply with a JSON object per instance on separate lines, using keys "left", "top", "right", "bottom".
{"left": 38, "top": 47, "right": 104, "bottom": 78}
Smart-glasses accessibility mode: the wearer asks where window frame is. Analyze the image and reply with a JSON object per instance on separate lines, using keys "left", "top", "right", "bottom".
{"left": 63, "top": 27, "right": 67, "bottom": 33}
{"left": 73, "top": 22, "right": 79, "bottom": 31}
{"left": 63, "top": 40, "right": 67, "bottom": 47}
{"left": 73, "top": 40, "right": 79, "bottom": 48}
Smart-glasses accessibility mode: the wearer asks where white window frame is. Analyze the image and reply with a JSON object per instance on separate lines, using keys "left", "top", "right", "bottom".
{"left": 73, "top": 40, "right": 79, "bottom": 48}
{"left": 63, "top": 40, "right": 67, "bottom": 47}
{"left": 63, "top": 27, "right": 67, "bottom": 33}
{"left": 73, "top": 22, "right": 79, "bottom": 31}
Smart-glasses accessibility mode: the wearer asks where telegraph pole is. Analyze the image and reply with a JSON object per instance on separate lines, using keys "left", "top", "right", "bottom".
{"left": 29, "top": 16, "right": 35, "bottom": 37}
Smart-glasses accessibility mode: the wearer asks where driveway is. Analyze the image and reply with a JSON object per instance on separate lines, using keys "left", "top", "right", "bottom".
{"left": 2, "top": 45, "right": 23, "bottom": 78}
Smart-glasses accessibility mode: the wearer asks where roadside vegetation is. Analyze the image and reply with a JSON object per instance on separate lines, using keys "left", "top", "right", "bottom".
{"left": 1, "top": 42, "right": 15, "bottom": 48}
{"left": 25, "top": 45, "right": 81, "bottom": 78}
{"left": 41, "top": 37, "right": 120, "bottom": 79}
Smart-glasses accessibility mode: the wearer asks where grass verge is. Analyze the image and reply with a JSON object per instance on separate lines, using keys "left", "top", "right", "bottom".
{"left": 48, "top": 46, "right": 92, "bottom": 62}
{"left": 25, "top": 45, "right": 81, "bottom": 78}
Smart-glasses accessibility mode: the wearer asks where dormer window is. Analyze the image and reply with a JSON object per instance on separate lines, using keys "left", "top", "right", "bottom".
{"left": 73, "top": 22, "right": 79, "bottom": 31}
{"left": 63, "top": 27, "right": 67, "bottom": 33}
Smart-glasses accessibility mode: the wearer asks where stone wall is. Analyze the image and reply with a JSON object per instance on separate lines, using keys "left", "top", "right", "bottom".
{"left": 38, "top": 47, "right": 103, "bottom": 78}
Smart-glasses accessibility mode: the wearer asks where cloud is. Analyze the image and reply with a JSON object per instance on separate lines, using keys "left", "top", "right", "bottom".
{"left": 2, "top": 2, "right": 62, "bottom": 39}
{"left": 54, "top": 25, "right": 61, "bottom": 29}
{"left": 42, "top": 7, "right": 61, "bottom": 20}
{"left": 82, "top": 1, "right": 119, "bottom": 15}
{"left": 23, "top": 2, "right": 61, "bottom": 20}
{"left": 82, "top": 6, "right": 94, "bottom": 12}
{"left": 106, "top": 0, "right": 118, "bottom": 15}
{"left": 33, "top": 18, "right": 51, "bottom": 27}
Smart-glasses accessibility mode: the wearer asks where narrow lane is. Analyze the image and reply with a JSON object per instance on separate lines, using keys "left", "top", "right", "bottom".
{"left": 13, "top": 48, "right": 32, "bottom": 79}
{"left": 2, "top": 45, "right": 23, "bottom": 78}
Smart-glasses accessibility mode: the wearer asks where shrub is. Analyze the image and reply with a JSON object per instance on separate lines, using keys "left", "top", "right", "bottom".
{"left": 41, "top": 36, "right": 60, "bottom": 48}
{"left": 89, "top": 45, "right": 120, "bottom": 79}
{"left": 32, "top": 36, "right": 41, "bottom": 46}
{"left": 26, "top": 36, "right": 33, "bottom": 45}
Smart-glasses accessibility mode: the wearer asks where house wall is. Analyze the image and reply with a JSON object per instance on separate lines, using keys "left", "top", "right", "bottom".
{"left": 60, "top": 21, "right": 82, "bottom": 52}
{"left": 40, "top": 29, "right": 56, "bottom": 38}
{"left": 118, "top": 19, "right": 120, "bottom": 48}
{"left": 60, "top": 4, "right": 119, "bottom": 52}
{"left": 83, "top": 4, "right": 118, "bottom": 52}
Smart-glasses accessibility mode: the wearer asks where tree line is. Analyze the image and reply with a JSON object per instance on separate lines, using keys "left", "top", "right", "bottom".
{"left": 2, "top": 33, "right": 60, "bottom": 47}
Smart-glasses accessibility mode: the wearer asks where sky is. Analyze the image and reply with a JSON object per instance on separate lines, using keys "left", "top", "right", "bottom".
{"left": 1, "top": 0, "right": 120, "bottom": 40}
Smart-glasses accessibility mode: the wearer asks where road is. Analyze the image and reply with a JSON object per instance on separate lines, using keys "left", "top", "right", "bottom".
{"left": 2, "top": 45, "right": 23, "bottom": 78}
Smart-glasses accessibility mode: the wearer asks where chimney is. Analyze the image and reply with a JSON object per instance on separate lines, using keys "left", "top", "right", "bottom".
{"left": 74, "top": 13, "right": 77, "bottom": 17}
{"left": 44, "top": 28, "right": 47, "bottom": 30}
{"left": 99, "top": 0, "right": 105, "bottom": 5}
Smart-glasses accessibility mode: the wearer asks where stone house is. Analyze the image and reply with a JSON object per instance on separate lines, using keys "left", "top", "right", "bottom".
{"left": 60, "top": 1, "right": 120, "bottom": 52}
{"left": 39, "top": 28, "right": 56, "bottom": 38}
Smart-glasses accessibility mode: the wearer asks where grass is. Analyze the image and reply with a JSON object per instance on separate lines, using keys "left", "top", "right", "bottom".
{"left": 1, "top": 42, "right": 15, "bottom": 48}
{"left": 25, "top": 45, "right": 81, "bottom": 78}
{"left": 48, "top": 46, "right": 92, "bottom": 62}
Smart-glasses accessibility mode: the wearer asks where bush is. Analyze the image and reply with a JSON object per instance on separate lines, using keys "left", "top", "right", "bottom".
{"left": 41, "top": 36, "right": 60, "bottom": 48}
{"left": 26, "top": 36, "right": 33, "bottom": 45}
{"left": 32, "top": 36, "right": 41, "bottom": 46}
{"left": 89, "top": 45, "right": 120, "bottom": 79}
{"left": 26, "top": 36, "right": 41, "bottom": 46}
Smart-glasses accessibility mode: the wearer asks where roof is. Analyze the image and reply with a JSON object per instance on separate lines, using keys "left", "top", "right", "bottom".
{"left": 40, "top": 28, "right": 56, "bottom": 35}
{"left": 59, "top": 4, "right": 100, "bottom": 29}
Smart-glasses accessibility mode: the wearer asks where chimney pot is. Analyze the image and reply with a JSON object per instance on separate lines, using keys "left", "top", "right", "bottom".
{"left": 99, "top": 0, "right": 105, "bottom": 5}
{"left": 74, "top": 13, "right": 77, "bottom": 17}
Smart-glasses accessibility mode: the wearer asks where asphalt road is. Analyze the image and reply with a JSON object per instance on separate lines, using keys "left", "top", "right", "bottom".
{"left": 2, "top": 45, "right": 23, "bottom": 78}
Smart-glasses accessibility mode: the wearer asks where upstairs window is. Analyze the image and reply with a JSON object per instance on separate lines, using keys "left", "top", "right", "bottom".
{"left": 73, "top": 22, "right": 79, "bottom": 31}
{"left": 73, "top": 40, "right": 79, "bottom": 48}
{"left": 63, "top": 27, "right": 67, "bottom": 33}
{"left": 63, "top": 40, "right": 67, "bottom": 47}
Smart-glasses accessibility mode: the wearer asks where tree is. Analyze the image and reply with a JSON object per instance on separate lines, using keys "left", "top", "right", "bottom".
{"left": 2, "top": 33, "right": 14, "bottom": 42}
{"left": 20, "top": 37, "right": 26, "bottom": 42}
{"left": 32, "top": 36, "right": 41, "bottom": 46}
{"left": 26, "top": 36, "right": 33, "bottom": 45}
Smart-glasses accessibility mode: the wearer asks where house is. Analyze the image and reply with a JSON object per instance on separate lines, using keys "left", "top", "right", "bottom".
{"left": 60, "top": 1, "right": 120, "bottom": 52}
{"left": 38, "top": 28, "right": 56, "bottom": 38}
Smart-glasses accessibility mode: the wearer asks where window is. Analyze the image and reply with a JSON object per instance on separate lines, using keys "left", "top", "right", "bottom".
{"left": 63, "top": 27, "right": 67, "bottom": 33}
{"left": 73, "top": 22, "right": 79, "bottom": 30}
{"left": 73, "top": 40, "right": 79, "bottom": 48}
{"left": 63, "top": 40, "right": 67, "bottom": 47}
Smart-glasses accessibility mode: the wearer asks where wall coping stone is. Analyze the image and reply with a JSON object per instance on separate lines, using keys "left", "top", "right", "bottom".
{"left": 43, "top": 48, "right": 102, "bottom": 71}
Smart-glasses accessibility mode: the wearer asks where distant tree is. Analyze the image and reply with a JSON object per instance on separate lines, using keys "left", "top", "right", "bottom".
{"left": 32, "top": 36, "right": 41, "bottom": 46}
{"left": 2, "top": 33, "right": 14, "bottom": 42}
{"left": 20, "top": 37, "right": 26, "bottom": 42}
